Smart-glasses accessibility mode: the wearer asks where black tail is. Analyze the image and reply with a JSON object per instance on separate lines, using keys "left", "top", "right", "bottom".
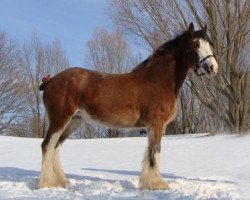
{"left": 39, "top": 75, "right": 51, "bottom": 91}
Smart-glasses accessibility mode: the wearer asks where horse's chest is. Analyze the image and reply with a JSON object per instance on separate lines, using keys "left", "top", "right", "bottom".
{"left": 146, "top": 98, "right": 177, "bottom": 124}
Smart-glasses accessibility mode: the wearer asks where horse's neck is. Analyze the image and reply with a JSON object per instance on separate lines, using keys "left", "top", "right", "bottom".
{"left": 146, "top": 53, "right": 189, "bottom": 96}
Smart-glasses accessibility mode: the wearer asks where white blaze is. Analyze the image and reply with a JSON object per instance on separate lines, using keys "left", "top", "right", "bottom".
{"left": 198, "top": 39, "right": 218, "bottom": 75}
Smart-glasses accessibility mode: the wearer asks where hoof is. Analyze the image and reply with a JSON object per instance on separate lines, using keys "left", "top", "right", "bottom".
{"left": 151, "top": 179, "right": 169, "bottom": 190}
{"left": 139, "top": 177, "right": 169, "bottom": 190}
{"left": 39, "top": 181, "right": 66, "bottom": 189}
{"left": 39, "top": 176, "right": 67, "bottom": 189}
{"left": 63, "top": 178, "right": 70, "bottom": 184}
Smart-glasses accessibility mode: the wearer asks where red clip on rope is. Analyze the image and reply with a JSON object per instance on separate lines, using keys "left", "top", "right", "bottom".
{"left": 42, "top": 74, "right": 51, "bottom": 83}
{"left": 39, "top": 74, "right": 51, "bottom": 91}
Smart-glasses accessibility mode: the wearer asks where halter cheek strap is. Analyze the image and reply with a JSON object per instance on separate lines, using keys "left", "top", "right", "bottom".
{"left": 194, "top": 55, "right": 215, "bottom": 76}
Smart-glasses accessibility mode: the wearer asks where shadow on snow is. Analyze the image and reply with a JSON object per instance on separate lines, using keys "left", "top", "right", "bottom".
{"left": 0, "top": 167, "right": 235, "bottom": 188}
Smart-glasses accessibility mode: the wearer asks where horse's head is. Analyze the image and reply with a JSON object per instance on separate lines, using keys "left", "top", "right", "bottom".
{"left": 186, "top": 22, "right": 218, "bottom": 77}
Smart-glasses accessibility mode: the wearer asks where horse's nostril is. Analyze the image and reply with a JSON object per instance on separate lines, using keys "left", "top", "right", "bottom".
{"left": 209, "top": 65, "right": 214, "bottom": 71}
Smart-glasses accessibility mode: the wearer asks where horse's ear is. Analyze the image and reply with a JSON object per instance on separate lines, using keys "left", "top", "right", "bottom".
{"left": 188, "top": 22, "right": 195, "bottom": 36}
{"left": 202, "top": 25, "right": 207, "bottom": 35}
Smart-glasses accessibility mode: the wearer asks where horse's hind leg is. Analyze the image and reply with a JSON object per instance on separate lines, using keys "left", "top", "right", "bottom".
{"left": 52, "top": 114, "right": 84, "bottom": 185}
{"left": 139, "top": 122, "right": 169, "bottom": 190}
{"left": 39, "top": 122, "right": 68, "bottom": 188}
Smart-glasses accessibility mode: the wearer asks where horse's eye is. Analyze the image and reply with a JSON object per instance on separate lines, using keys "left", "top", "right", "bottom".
{"left": 194, "top": 41, "right": 200, "bottom": 48}
{"left": 209, "top": 41, "right": 214, "bottom": 48}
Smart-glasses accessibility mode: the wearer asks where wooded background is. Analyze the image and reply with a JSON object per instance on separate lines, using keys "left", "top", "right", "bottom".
{"left": 0, "top": 0, "right": 249, "bottom": 138}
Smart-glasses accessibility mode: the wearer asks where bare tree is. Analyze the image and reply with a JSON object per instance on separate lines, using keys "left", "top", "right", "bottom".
{"left": 86, "top": 28, "right": 137, "bottom": 73}
{"left": 73, "top": 122, "right": 109, "bottom": 139}
{"left": 0, "top": 32, "right": 26, "bottom": 135}
{"left": 18, "top": 33, "right": 69, "bottom": 138}
{"left": 73, "top": 122, "right": 96, "bottom": 139}
{"left": 188, "top": 0, "right": 250, "bottom": 133}
{"left": 110, "top": 0, "right": 250, "bottom": 134}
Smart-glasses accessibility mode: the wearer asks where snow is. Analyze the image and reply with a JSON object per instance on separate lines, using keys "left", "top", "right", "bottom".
{"left": 0, "top": 134, "right": 249, "bottom": 200}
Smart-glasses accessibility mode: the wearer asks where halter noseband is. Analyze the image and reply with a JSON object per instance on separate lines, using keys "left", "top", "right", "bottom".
{"left": 194, "top": 55, "right": 215, "bottom": 76}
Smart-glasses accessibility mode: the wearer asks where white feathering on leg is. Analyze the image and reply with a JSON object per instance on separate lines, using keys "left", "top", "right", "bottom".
{"left": 139, "top": 152, "right": 169, "bottom": 190}
{"left": 39, "top": 131, "right": 64, "bottom": 188}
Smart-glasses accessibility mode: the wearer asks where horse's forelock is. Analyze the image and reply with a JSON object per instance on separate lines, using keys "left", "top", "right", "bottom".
{"left": 194, "top": 30, "right": 214, "bottom": 47}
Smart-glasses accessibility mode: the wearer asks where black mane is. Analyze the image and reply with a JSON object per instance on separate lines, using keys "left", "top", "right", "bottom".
{"left": 132, "top": 31, "right": 188, "bottom": 72}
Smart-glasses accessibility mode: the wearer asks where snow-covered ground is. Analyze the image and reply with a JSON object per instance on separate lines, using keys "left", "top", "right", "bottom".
{"left": 0, "top": 134, "right": 249, "bottom": 200}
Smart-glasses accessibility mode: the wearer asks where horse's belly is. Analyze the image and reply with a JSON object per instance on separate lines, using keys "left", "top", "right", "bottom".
{"left": 78, "top": 106, "right": 141, "bottom": 129}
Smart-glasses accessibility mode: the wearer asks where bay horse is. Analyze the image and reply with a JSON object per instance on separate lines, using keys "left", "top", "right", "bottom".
{"left": 39, "top": 23, "right": 218, "bottom": 190}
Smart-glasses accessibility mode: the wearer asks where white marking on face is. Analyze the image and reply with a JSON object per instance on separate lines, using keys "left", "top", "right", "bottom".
{"left": 197, "top": 39, "right": 218, "bottom": 75}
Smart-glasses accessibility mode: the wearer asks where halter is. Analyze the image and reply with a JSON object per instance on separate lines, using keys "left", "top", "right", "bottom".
{"left": 194, "top": 55, "right": 215, "bottom": 76}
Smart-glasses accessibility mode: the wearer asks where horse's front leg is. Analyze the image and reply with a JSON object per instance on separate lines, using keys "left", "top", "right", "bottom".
{"left": 139, "top": 122, "right": 169, "bottom": 190}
